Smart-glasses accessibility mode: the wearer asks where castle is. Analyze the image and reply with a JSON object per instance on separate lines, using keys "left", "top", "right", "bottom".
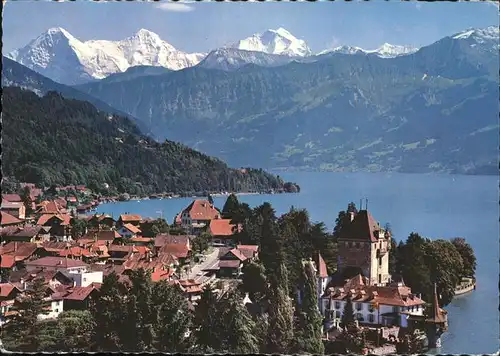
{"left": 313, "top": 209, "right": 447, "bottom": 339}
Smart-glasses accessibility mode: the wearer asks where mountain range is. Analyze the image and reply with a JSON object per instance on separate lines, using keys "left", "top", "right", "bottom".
{"left": 8, "top": 27, "right": 421, "bottom": 85}
{"left": 4, "top": 26, "right": 499, "bottom": 175}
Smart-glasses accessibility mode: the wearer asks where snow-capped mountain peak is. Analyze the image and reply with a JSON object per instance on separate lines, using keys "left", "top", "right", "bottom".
{"left": 229, "top": 28, "right": 312, "bottom": 57}
{"left": 9, "top": 28, "right": 205, "bottom": 85}
{"left": 317, "top": 42, "right": 418, "bottom": 58}
{"left": 452, "top": 26, "right": 499, "bottom": 42}
{"left": 369, "top": 43, "right": 419, "bottom": 58}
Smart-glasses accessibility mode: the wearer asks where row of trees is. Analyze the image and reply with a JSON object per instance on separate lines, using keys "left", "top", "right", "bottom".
{"left": 392, "top": 234, "right": 476, "bottom": 306}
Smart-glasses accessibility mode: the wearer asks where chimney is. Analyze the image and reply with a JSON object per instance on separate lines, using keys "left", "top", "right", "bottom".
{"left": 14, "top": 241, "right": 18, "bottom": 252}
{"left": 73, "top": 280, "right": 76, "bottom": 288}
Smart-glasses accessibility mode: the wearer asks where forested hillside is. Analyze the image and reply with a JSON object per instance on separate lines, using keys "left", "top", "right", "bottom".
{"left": 2, "top": 87, "right": 284, "bottom": 195}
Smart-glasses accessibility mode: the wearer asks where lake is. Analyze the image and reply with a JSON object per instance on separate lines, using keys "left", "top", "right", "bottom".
{"left": 94, "top": 171, "right": 499, "bottom": 354}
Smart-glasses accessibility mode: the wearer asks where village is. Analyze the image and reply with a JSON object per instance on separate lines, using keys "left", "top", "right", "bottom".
{"left": 1, "top": 183, "right": 451, "bottom": 353}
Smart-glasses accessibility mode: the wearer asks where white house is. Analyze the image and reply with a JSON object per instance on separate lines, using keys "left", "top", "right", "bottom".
{"left": 37, "top": 295, "right": 64, "bottom": 320}
{"left": 177, "top": 199, "right": 221, "bottom": 234}
{"left": 117, "top": 223, "right": 141, "bottom": 239}
{"left": 320, "top": 275, "right": 425, "bottom": 328}
{"left": 65, "top": 270, "right": 103, "bottom": 287}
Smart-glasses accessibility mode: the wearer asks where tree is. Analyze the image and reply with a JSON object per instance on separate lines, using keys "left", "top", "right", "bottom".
{"left": 424, "top": 239, "right": 464, "bottom": 306}
{"left": 395, "top": 233, "right": 432, "bottom": 302}
{"left": 193, "top": 285, "right": 223, "bottom": 352}
{"left": 70, "top": 219, "right": 88, "bottom": 240}
{"left": 20, "top": 186, "right": 33, "bottom": 216}
{"left": 53, "top": 310, "right": 96, "bottom": 351}
{"left": 451, "top": 237, "right": 476, "bottom": 278}
{"left": 222, "top": 193, "right": 240, "bottom": 219}
{"left": 151, "top": 280, "right": 192, "bottom": 352}
{"left": 388, "top": 237, "right": 398, "bottom": 276}
{"left": 241, "top": 261, "right": 268, "bottom": 303}
{"left": 266, "top": 262, "right": 294, "bottom": 354}
{"left": 89, "top": 272, "right": 128, "bottom": 351}
{"left": 219, "top": 291, "right": 259, "bottom": 354}
{"left": 296, "top": 261, "right": 325, "bottom": 354}
{"left": 191, "top": 233, "right": 210, "bottom": 255}
{"left": 207, "top": 194, "right": 214, "bottom": 205}
{"left": 3, "top": 277, "right": 50, "bottom": 352}
{"left": 333, "top": 202, "right": 357, "bottom": 238}
{"left": 340, "top": 296, "right": 356, "bottom": 329}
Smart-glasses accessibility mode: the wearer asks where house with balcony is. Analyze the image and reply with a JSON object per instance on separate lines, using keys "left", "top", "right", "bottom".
{"left": 177, "top": 199, "right": 221, "bottom": 235}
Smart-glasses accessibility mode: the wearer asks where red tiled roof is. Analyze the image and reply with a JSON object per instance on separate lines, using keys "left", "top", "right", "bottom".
{"left": 0, "top": 255, "right": 15, "bottom": 268}
{"left": 0, "top": 283, "right": 20, "bottom": 298}
{"left": 159, "top": 244, "right": 189, "bottom": 258}
{"left": 236, "top": 245, "right": 259, "bottom": 252}
{"left": 0, "top": 242, "right": 38, "bottom": 260}
{"left": 219, "top": 260, "right": 241, "bottom": 268}
{"left": 64, "top": 285, "right": 97, "bottom": 301}
{"left": 184, "top": 200, "right": 220, "bottom": 220}
{"left": 37, "top": 214, "right": 71, "bottom": 226}
{"left": 122, "top": 223, "right": 141, "bottom": 234}
{"left": 25, "top": 256, "right": 88, "bottom": 269}
{"left": 317, "top": 252, "right": 328, "bottom": 278}
{"left": 108, "top": 245, "right": 138, "bottom": 253}
{"left": 119, "top": 214, "right": 142, "bottom": 222}
{"left": 82, "top": 230, "right": 116, "bottom": 241}
{"left": 339, "top": 210, "right": 381, "bottom": 242}
{"left": 37, "top": 200, "right": 65, "bottom": 214}
{"left": 226, "top": 248, "right": 248, "bottom": 261}
{"left": 209, "top": 219, "right": 238, "bottom": 236}
{"left": 1, "top": 211, "right": 23, "bottom": 226}
{"left": 155, "top": 234, "right": 190, "bottom": 247}
{"left": 129, "top": 237, "right": 153, "bottom": 243}
{"left": 324, "top": 274, "right": 425, "bottom": 307}
{"left": 11, "top": 225, "right": 44, "bottom": 238}
{"left": 151, "top": 268, "right": 175, "bottom": 282}
{"left": 2, "top": 194, "right": 22, "bottom": 202}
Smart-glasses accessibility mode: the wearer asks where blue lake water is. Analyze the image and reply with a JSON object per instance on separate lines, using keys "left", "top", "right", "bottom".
{"left": 94, "top": 171, "right": 499, "bottom": 354}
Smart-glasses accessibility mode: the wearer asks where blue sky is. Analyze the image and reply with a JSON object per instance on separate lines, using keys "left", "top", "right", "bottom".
{"left": 3, "top": 0, "right": 499, "bottom": 53}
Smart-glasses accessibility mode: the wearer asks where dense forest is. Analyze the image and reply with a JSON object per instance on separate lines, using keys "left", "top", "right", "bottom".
{"left": 1, "top": 87, "right": 286, "bottom": 195}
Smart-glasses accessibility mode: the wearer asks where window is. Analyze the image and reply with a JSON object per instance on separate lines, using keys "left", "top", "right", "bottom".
{"left": 368, "top": 314, "right": 375, "bottom": 323}
{"left": 378, "top": 257, "right": 382, "bottom": 266}
{"left": 335, "top": 311, "right": 341, "bottom": 319}
{"left": 368, "top": 304, "right": 375, "bottom": 313}
{"left": 392, "top": 306, "right": 399, "bottom": 313}
{"left": 356, "top": 303, "right": 362, "bottom": 311}
{"left": 335, "top": 301, "right": 341, "bottom": 309}
{"left": 356, "top": 313, "right": 364, "bottom": 321}
{"left": 55, "top": 308, "right": 59, "bottom": 313}
{"left": 355, "top": 242, "right": 360, "bottom": 248}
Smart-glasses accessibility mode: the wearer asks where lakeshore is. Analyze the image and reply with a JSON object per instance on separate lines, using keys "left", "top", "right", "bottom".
{"left": 93, "top": 171, "right": 498, "bottom": 354}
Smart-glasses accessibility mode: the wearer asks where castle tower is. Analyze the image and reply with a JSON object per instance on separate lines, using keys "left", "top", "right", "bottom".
{"left": 425, "top": 283, "right": 448, "bottom": 348}
{"left": 337, "top": 210, "right": 391, "bottom": 286}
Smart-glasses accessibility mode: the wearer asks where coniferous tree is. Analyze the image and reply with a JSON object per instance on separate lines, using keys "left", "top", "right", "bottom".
{"left": 296, "top": 261, "right": 325, "bottom": 354}
{"left": 193, "top": 285, "right": 222, "bottom": 352}
{"left": 3, "top": 277, "right": 50, "bottom": 352}
{"left": 241, "top": 261, "right": 268, "bottom": 303}
{"left": 152, "top": 280, "right": 192, "bottom": 352}
{"left": 266, "top": 262, "right": 294, "bottom": 354}
{"left": 220, "top": 291, "right": 259, "bottom": 354}
{"left": 340, "top": 296, "right": 356, "bottom": 329}
{"left": 222, "top": 193, "right": 240, "bottom": 219}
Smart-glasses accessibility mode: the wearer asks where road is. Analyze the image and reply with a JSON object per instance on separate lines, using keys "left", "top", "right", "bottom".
{"left": 187, "top": 247, "right": 220, "bottom": 283}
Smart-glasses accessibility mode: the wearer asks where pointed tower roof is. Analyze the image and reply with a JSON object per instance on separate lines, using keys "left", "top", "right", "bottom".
{"left": 316, "top": 252, "right": 328, "bottom": 278}
{"left": 339, "top": 210, "right": 380, "bottom": 242}
{"left": 425, "top": 283, "right": 447, "bottom": 324}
